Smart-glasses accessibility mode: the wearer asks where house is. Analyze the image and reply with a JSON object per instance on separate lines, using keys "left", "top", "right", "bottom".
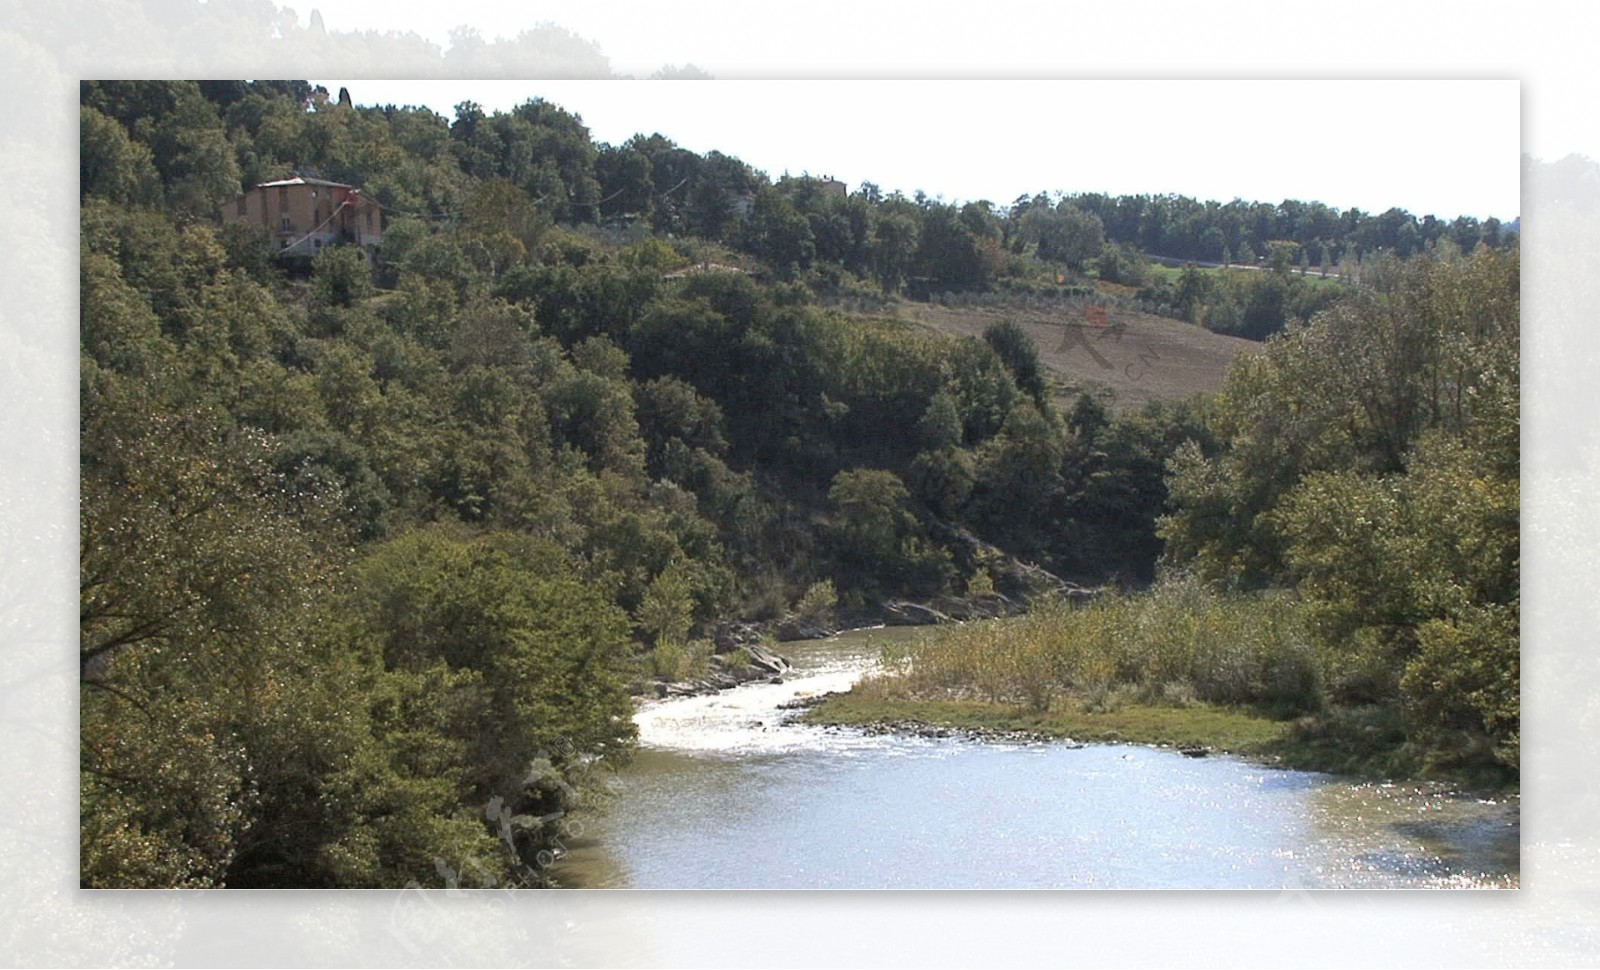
{"left": 225, "top": 176, "right": 385, "bottom": 257}
{"left": 815, "top": 175, "right": 848, "bottom": 198}
{"left": 662, "top": 260, "right": 755, "bottom": 280}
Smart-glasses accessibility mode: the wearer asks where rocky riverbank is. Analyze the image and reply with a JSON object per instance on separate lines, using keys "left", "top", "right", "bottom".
{"left": 644, "top": 588, "right": 1052, "bottom": 700}
{"left": 642, "top": 574, "right": 1105, "bottom": 702}
{"left": 783, "top": 690, "right": 1080, "bottom": 746}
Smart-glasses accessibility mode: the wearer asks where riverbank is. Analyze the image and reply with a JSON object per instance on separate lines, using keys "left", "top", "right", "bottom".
{"left": 564, "top": 623, "right": 1521, "bottom": 890}
{"left": 800, "top": 578, "right": 1518, "bottom": 791}
{"left": 800, "top": 688, "right": 1519, "bottom": 791}
{"left": 799, "top": 691, "right": 1290, "bottom": 759}
{"left": 639, "top": 585, "right": 1060, "bottom": 701}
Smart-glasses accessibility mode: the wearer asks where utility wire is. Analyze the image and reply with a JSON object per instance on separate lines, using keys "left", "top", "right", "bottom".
{"left": 277, "top": 204, "right": 350, "bottom": 254}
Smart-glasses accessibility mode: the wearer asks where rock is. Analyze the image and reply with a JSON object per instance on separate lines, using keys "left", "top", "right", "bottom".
{"left": 777, "top": 691, "right": 837, "bottom": 711}
{"left": 773, "top": 616, "right": 838, "bottom": 641}
{"left": 1060, "top": 584, "right": 1101, "bottom": 606}
{"left": 740, "top": 642, "right": 791, "bottom": 677}
{"left": 882, "top": 600, "right": 954, "bottom": 627}
{"left": 711, "top": 621, "right": 767, "bottom": 654}
{"left": 1178, "top": 745, "right": 1208, "bottom": 758}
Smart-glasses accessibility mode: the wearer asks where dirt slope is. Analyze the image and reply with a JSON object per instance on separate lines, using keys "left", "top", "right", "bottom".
{"left": 899, "top": 300, "right": 1261, "bottom": 411}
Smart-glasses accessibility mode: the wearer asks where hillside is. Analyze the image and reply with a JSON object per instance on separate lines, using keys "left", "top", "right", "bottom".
{"left": 896, "top": 299, "right": 1261, "bottom": 411}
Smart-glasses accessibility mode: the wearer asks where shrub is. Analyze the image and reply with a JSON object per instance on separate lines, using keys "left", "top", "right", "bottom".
{"left": 872, "top": 575, "right": 1321, "bottom": 715}
{"left": 794, "top": 579, "right": 838, "bottom": 625}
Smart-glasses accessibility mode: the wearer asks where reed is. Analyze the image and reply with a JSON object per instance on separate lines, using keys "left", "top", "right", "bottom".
{"left": 856, "top": 574, "right": 1321, "bottom": 716}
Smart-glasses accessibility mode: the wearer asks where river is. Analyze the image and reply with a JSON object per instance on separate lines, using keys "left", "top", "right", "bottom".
{"left": 556, "top": 626, "right": 1519, "bottom": 889}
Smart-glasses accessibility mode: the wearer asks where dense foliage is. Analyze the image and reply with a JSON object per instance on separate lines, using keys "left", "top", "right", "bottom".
{"left": 1159, "top": 246, "right": 1519, "bottom": 773}
{"left": 79, "top": 80, "right": 1519, "bottom": 886}
{"left": 845, "top": 244, "right": 1520, "bottom": 781}
{"left": 76, "top": 81, "right": 1183, "bottom": 887}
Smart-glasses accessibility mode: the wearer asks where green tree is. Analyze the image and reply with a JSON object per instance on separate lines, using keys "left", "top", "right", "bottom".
{"left": 1021, "top": 201, "right": 1104, "bottom": 270}
{"left": 739, "top": 187, "right": 816, "bottom": 277}
{"left": 310, "top": 244, "right": 374, "bottom": 309}
{"left": 983, "top": 320, "right": 1048, "bottom": 406}
{"left": 868, "top": 206, "right": 920, "bottom": 293}
{"left": 350, "top": 529, "right": 637, "bottom": 846}
{"left": 80, "top": 106, "right": 162, "bottom": 206}
{"left": 828, "top": 468, "right": 951, "bottom": 595}
{"left": 80, "top": 372, "right": 346, "bottom": 886}
{"left": 1162, "top": 247, "right": 1517, "bottom": 587}
{"left": 595, "top": 143, "right": 654, "bottom": 218}
{"left": 463, "top": 177, "right": 548, "bottom": 253}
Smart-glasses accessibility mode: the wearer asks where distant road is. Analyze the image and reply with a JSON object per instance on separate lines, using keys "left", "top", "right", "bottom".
{"left": 1145, "top": 252, "right": 1254, "bottom": 271}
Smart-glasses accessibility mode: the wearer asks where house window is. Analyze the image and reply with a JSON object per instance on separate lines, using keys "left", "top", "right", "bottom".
{"left": 280, "top": 212, "right": 291, "bottom": 230}
{"left": 236, "top": 195, "right": 247, "bottom": 217}
{"left": 365, "top": 210, "right": 373, "bottom": 230}
{"left": 278, "top": 186, "right": 288, "bottom": 209}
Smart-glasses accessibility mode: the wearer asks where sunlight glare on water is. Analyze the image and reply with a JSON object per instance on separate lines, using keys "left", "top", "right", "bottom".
{"left": 559, "top": 627, "right": 1519, "bottom": 890}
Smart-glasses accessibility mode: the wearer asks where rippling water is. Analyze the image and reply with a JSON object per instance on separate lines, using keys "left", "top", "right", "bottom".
{"left": 557, "top": 628, "right": 1518, "bottom": 889}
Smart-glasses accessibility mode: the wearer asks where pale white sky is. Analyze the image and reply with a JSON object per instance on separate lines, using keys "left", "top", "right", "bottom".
{"left": 319, "top": 79, "right": 1521, "bottom": 219}
{"left": 293, "top": 0, "right": 1600, "bottom": 221}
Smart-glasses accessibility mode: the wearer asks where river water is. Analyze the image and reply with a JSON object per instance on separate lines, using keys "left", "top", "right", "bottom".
{"left": 557, "top": 627, "right": 1519, "bottom": 889}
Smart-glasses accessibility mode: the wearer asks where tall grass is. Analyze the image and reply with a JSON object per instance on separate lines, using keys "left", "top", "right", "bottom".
{"left": 864, "top": 574, "right": 1320, "bottom": 715}
{"left": 650, "top": 638, "right": 715, "bottom": 683}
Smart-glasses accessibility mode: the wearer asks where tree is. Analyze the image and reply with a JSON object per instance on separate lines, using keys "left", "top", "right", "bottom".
{"left": 595, "top": 143, "right": 654, "bottom": 219}
{"left": 869, "top": 206, "right": 920, "bottom": 292}
{"left": 463, "top": 177, "right": 549, "bottom": 254}
{"left": 148, "top": 84, "right": 244, "bottom": 215}
{"left": 1175, "top": 265, "right": 1213, "bottom": 323}
{"left": 739, "top": 187, "right": 815, "bottom": 277}
{"left": 349, "top": 529, "right": 638, "bottom": 872}
{"left": 81, "top": 82, "right": 236, "bottom": 213}
{"left": 982, "top": 320, "right": 1048, "bottom": 406}
{"left": 310, "top": 244, "right": 374, "bottom": 309}
{"left": 1161, "top": 246, "right": 1519, "bottom": 587}
{"left": 827, "top": 468, "right": 951, "bottom": 595}
{"left": 915, "top": 202, "right": 995, "bottom": 291}
{"left": 1033, "top": 202, "right": 1105, "bottom": 269}
{"left": 969, "top": 402, "right": 1065, "bottom": 555}
{"left": 1275, "top": 425, "right": 1518, "bottom": 758}
{"left": 80, "top": 106, "right": 162, "bottom": 206}
{"left": 80, "top": 376, "right": 346, "bottom": 886}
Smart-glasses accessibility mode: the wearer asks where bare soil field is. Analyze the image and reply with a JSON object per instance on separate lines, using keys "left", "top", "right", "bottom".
{"left": 897, "top": 300, "right": 1262, "bottom": 411}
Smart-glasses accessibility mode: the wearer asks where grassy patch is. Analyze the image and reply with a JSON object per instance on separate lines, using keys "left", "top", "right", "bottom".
{"left": 806, "top": 689, "right": 1518, "bottom": 788}
{"left": 803, "top": 692, "right": 1291, "bottom": 755}
{"left": 805, "top": 578, "right": 1516, "bottom": 788}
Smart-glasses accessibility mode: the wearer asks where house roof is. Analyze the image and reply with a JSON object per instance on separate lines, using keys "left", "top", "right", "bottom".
{"left": 255, "top": 176, "right": 357, "bottom": 189}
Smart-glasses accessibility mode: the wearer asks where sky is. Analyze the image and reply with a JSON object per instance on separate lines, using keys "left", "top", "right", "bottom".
{"left": 318, "top": 79, "right": 1522, "bottom": 219}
